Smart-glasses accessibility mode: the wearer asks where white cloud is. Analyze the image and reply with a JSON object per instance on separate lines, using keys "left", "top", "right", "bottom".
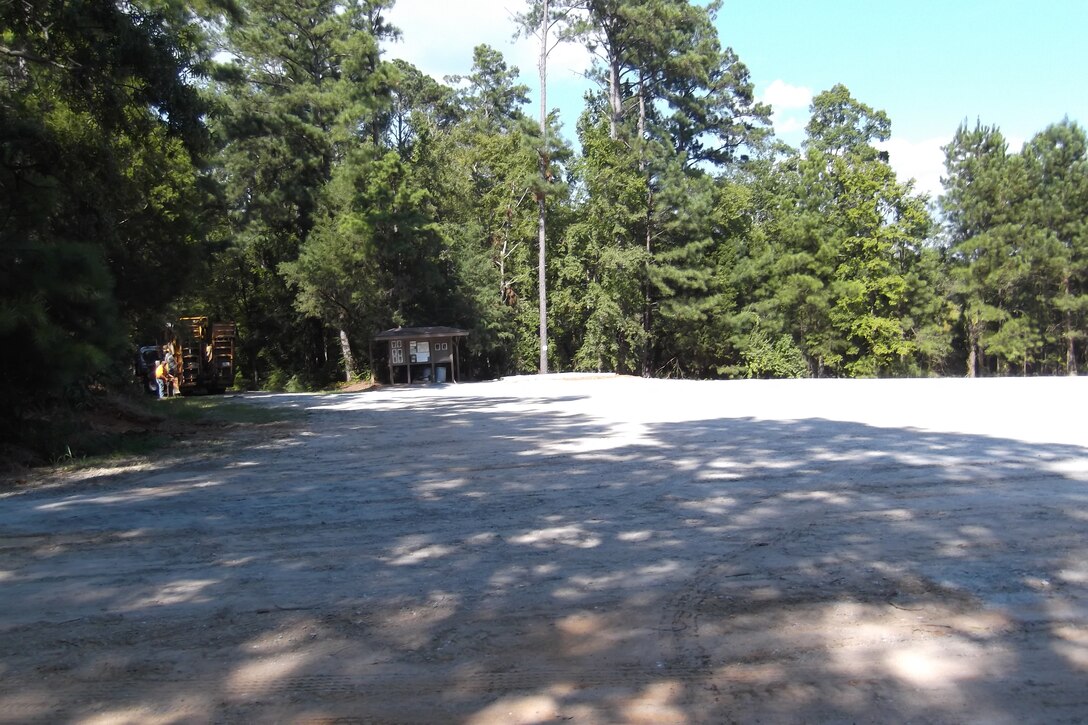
{"left": 384, "top": 0, "right": 528, "bottom": 80}
{"left": 760, "top": 79, "right": 812, "bottom": 111}
{"left": 383, "top": 0, "right": 592, "bottom": 83}
{"left": 875, "top": 136, "right": 950, "bottom": 200}
{"left": 775, "top": 116, "right": 806, "bottom": 135}
{"left": 758, "top": 80, "right": 813, "bottom": 143}
{"left": 383, "top": 0, "right": 593, "bottom": 137}
{"left": 1005, "top": 134, "right": 1026, "bottom": 154}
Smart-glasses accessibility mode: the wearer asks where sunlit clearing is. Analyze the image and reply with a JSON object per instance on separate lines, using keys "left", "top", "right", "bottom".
{"left": 466, "top": 694, "right": 560, "bottom": 724}
{"left": 217, "top": 556, "right": 256, "bottom": 567}
{"left": 717, "top": 662, "right": 786, "bottom": 683}
{"left": 1048, "top": 459, "right": 1088, "bottom": 480}
{"left": 415, "top": 478, "right": 467, "bottom": 497}
{"left": 554, "top": 561, "right": 683, "bottom": 599}
{"left": 1055, "top": 641, "right": 1088, "bottom": 669}
{"left": 389, "top": 543, "right": 456, "bottom": 565}
{"left": 379, "top": 596, "right": 460, "bottom": 649}
{"left": 37, "top": 482, "right": 220, "bottom": 510}
{"left": 1058, "top": 563, "right": 1088, "bottom": 584}
{"left": 781, "top": 491, "right": 853, "bottom": 506}
{"left": 670, "top": 456, "right": 702, "bottom": 471}
{"left": 228, "top": 652, "right": 309, "bottom": 697}
{"left": 557, "top": 611, "right": 605, "bottom": 638}
{"left": 622, "top": 681, "right": 688, "bottom": 724}
{"left": 680, "top": 496, "right": 739, "bottom": 515}
{"left": 541, "top": 421, "right": 661, "bottom": 453}
{"left": 82, "top": 701, "right": 209, "bottom": 725}
{"left": 124, "top": 578, "right": 218, "bottom": 610}
{"left": 873, "top": 508, "right": 914, "bottom": 521}
{"left": 0, "top": 691, "right": 52, "bottom": 723}
{"left": 886, "top": 639, "right": 1007, "bottom": 686}
{"left": 511, "top": 525, "right": 601, "bottom": 549}
{"left": 553, "top": 608, "right": 658, "bottom": 659}
{"left": 465, "top": 532, "right": 502, "bottom": 546}
{"left": 1054, "top": 624, "right": 1088, "bottom": 669}
{"left": 704, "top": 458, "right": 748, "bottom": 471}
{"left": 245, "top": 622, "right": 320, "bottom": 655}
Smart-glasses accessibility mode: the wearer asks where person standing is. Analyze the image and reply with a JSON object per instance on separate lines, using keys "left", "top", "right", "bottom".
{"left": 163, "top": 345, "right": 178, "bottom": 396}
{"left": 154, "top": 359, "right": 167, "bottom": 399}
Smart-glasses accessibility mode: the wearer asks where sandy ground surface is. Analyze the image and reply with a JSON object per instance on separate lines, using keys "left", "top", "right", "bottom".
{"left": 2, "top": 376, "right": 1087, "bottom": 724}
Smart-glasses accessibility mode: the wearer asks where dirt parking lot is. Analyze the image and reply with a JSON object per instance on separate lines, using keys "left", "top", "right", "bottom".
{"left": 2, "top": 376, "right": 1087, "bottom": 723}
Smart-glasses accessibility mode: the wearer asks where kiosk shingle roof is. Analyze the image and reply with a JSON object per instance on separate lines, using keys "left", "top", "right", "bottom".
{"left": 373, "top": 326, "right": 469, "bottom": 341}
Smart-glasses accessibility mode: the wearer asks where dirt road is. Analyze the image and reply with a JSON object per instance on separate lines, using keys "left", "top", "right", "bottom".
{"left": 2, "top": 376, "right": 1087, "bottom": 723}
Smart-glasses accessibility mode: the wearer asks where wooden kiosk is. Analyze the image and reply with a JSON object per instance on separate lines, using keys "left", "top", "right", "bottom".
{"left": 374, "top": 326, "right": 469, "bottom": 385}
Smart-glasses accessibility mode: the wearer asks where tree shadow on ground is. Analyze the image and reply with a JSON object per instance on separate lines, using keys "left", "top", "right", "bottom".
{"left": 1, "top": 388, "right": 1086, "bottom": 723}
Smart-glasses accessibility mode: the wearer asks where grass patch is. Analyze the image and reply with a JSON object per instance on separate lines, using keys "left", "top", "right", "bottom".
{"left": 153, "top": 396, "right": 299, "bottom": 426}
{"left": 2, "top": 392, "right": 301, "bottom": 476}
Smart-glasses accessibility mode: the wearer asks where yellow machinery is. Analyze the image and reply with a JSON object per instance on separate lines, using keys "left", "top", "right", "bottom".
{"left": 176, "top": 317, "right": 236, "bottom": 394}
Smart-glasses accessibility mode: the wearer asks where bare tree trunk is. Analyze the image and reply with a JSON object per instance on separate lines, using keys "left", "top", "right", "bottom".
{"left": 339, "top": 327, "right": 356, "bottom": 382}
{"left": 638, "top": 74, "right": 652, "bottom": 378}
{"left": 499, "top": 232, "right": 507, "bottom": 299}
{"left": 966, "top": 313, "right": 979, "bottom": 378}
{"left": 1065, "top": 275, "right": 1077, "bottom": 376}
{"left": 1067, "top": 318, "right": 1077, "bottom": 376}
{"left": 538, "top": 0, "right": 550, "bottom": 375}
{"left": 608, "top": 52, "right": 621, "bottom": 141}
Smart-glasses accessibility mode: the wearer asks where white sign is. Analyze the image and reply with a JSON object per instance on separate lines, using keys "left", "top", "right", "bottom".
{"left": 411, "top": 341, "right": 430, "bottom": 363}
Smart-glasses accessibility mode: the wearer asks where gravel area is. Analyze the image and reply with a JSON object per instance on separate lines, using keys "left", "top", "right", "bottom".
{"left": 1, "top": 376, "right": 1086, "bottom": 723}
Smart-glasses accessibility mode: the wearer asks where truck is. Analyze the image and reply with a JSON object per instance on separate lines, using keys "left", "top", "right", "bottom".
{"left": 136, "top": 317, "right": 237, "bottom": 395}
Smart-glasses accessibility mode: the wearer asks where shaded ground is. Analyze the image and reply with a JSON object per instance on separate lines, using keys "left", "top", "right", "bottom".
{"left": 1, "top": 376, "right": 1086, "bottom": 723}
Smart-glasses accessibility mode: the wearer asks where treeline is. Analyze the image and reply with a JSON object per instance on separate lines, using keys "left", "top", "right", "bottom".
{"left": 3, "top": 0, "right": 1087, "bottom": 418}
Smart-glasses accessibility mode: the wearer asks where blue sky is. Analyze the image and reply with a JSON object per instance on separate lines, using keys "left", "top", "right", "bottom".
{"left": 383, "top": 0, "right": 1088, "bottom": 198}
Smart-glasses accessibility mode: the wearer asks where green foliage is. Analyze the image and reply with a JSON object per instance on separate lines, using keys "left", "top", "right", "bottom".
{"left": 285, "top": 375, "right": 309, "bottom": 393}
{"left": 741, "top": 331, "right": 809, "bottom": 379}
{"left": 264, "top": 369, "right": 288, "bottom": 392}
{"left": 558, "top": 0, "right": 771, "bottom": 376}
{"left": 738, "top": 86, "right": 944, "bottom": 377}
{"left": 156, "top": 396, "right": 297, "bottom": 425}
{"left": 1, "top": 0, "right": 226, "bottom": 437}
{"left": 563, "top": 117, "right": 648, "bottom": 373}
{"left": 805, "top": 83, "right": 890, "bottom": 158}
{"left": 7, "top": 0, "right": 1088, "bottom": 448}
{"left": 427, "top": 43, "right": 571, "bottom": 379}
{"left": 284, "top": 141, "right": 455, "bottom": 335}
{"left": 231, "top": 368, "right": 253, "bottom": 392}
{"left": 941, "top": 119, "right": 1088, "bottom": 375}
{"left": 208, "top": 0, "right": 398, "bottom": 386}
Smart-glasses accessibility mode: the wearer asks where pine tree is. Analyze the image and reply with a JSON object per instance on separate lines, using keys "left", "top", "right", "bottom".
{"left": 941, "top": 122, "right": 1041, "bottom": 375}
{"left": 212, "top": 0, "right": 396, "bottom": 384}
{"left": 440, "top": 46, "right": 570, "bottom": 377}
{"left": 1020, "top": 120, "right": 1088, "bottom": 374}
{"left": 1, "top": 0, "right": 232, "bottom": 426}
{"left": 755, "top": 86, "right": 942, "bottom": 377}
{"left": 566, "top": 0, "right": 769, "bottom": 376}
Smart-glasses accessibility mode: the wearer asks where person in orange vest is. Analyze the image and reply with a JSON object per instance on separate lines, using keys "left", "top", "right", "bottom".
{"left": 154, "top": 358, "right": 169, "bottom": 399}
